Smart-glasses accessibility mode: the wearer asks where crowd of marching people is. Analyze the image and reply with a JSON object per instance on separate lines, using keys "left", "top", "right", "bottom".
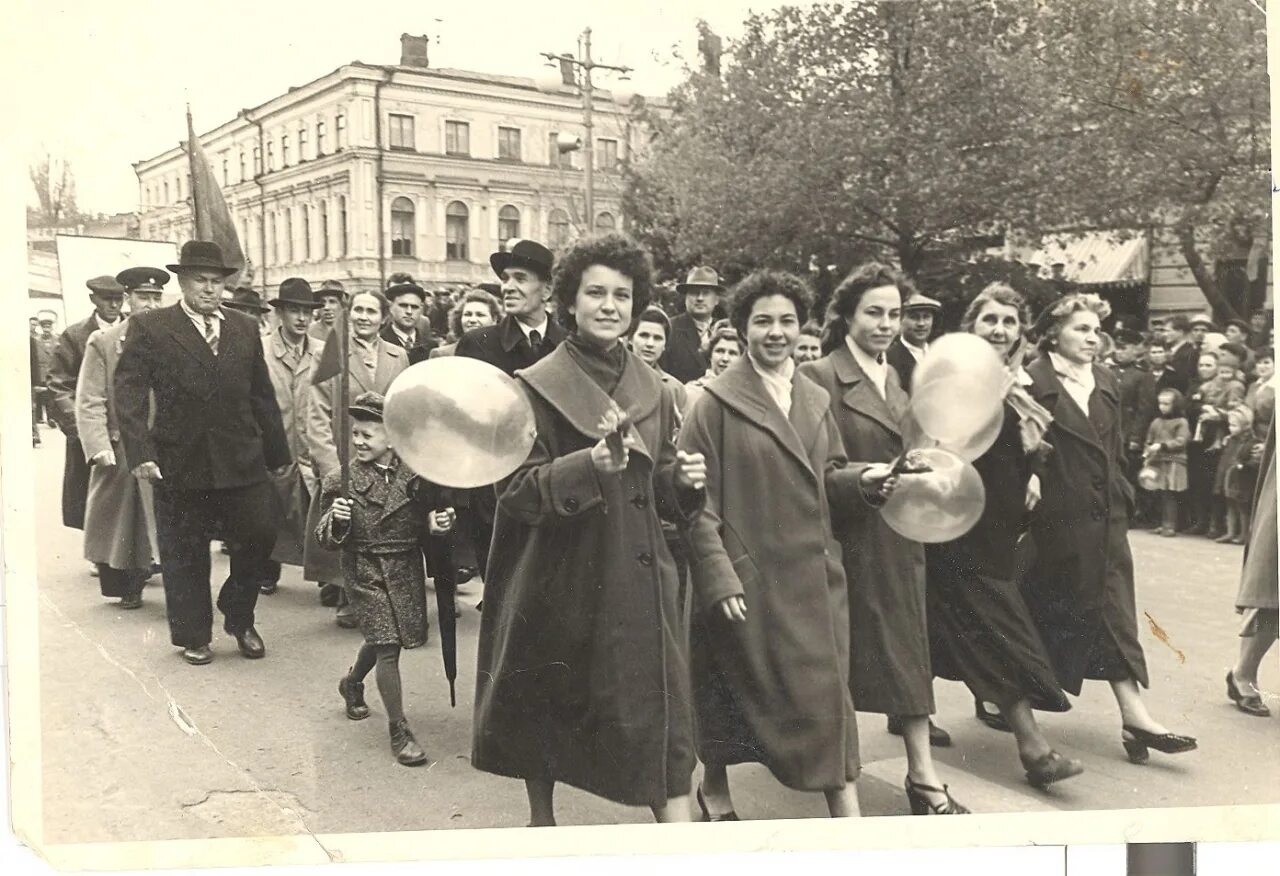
{"left": 27, "top": 229, "right": 1277, "bottom": 826}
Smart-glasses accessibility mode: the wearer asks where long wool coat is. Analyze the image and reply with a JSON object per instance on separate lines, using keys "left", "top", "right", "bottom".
{"left": 472, "top": 344, "right": 701, "bottom": 808}
{"left": 302, "top": 338, "right": 408, "bottom": 583}
{"left": 263, "top": 329, "right": 319, "bottom": 566}
{"left": 75, "top": 321, "right": 158, "bottom": 571}
{"left": 1024, "top": 356, "right": 1149, "bottom": 694}
{"left": 315, "top": 459, "right": 443, "bottom": 648}
{"left": 1238, "top": 421, "right": 1278, "bottom": 612}
{"left": 47, "top": 315, "right": 102, "bottom": 529}
{"left": 800, "top": 344, "right": 934, "bottom": 716}
{"left": 678, "top": 358, "right": 861, "bottom": 791}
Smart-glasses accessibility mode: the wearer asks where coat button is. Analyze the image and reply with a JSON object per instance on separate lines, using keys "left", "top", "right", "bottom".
{"left": 637, "top": 552, "right": 653, "bottom": 567}
{"left": 564, "top": 497, "right": 579, "bottom": 512}
{"left": 631, "top": 494, "right": 650, "bottom": 509}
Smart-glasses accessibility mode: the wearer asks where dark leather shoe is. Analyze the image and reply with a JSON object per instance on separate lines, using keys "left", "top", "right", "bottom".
{"left": 119, "top": 592, "right": 143, "bottom": 610}
{"left": 975, "top": 700, "right": 1013, "bottom": 733}
{"left": 339, "top": 673, "right": 370, "bottom": 720}
{"left": 233, "top": 627, "right": 265, "bottom": 659}
{"left": 389, "top": 719, "right": 428, "bottom": 766}
{"left": 696, "top": 786, "right": 740, "bottom": 822}
{"left": 181, "top": 646, "right": 213, "bottom": 665}
{"left": 887, "top": 716, "right": 953, "bottom": 747}
{"left": 1022, "top": 750, "right": 1084, "bottom": 789}
{"left": 1227, "top": 671, "right": 1272, "bottom": 717}
{"left": 259, "top": 581, "right": 278, "bottom": 595}
{"left": 319, "top": 583, "right": 342, "bottom": 607}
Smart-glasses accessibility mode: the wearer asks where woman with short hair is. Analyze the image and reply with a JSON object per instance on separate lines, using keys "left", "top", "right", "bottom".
{"left": 683, "top": 321, "right": 745, "bottom": 415}
{"left": 430, "top": 288, "right": 502, "bottom": 358}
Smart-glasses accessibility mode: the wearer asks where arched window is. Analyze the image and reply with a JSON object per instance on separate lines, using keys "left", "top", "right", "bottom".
{"left": 391, "top": 197, "right": 415, "bottom": 257}
{"left": 445, "top": 201, "right": 469, "bottom": 261}
{"left": 316, "top": 120, "right": 327, "bottom": 156}
{"left": 498, "top": 205, "right": 520, "bottom": 245}
{"left": 594, "top": 211, "right": 616, "bottom": 232}
{"left": 163, "top": 180, "right": 170, "bottom": 203}
{"left": 281, "top": 133, "right": 291, "bottom": 167}
{"left": 548, "top": 208, "right": 571, "bottom": 248}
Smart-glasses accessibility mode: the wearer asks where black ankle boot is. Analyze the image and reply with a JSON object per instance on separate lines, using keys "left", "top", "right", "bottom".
{"left": 389, "top": 719, "right": 428, "bottom": 766}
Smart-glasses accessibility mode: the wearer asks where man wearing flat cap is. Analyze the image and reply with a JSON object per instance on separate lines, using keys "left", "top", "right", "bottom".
{"left": 660, "top": 266, "right": 724, "bottom": 384}
{"left": 32, "top": 311, "right": 59, "bottom": 428}
{"left": 309, "top": 279, "right": 347, "bottom": 341}
{"left": 76, "top": 267, "right": 168, "bottom": 609}
{"left": 115, "top": 240, "right": 292, "bottom": 666}
{"left": 47, "top": 275, "right": 126, "bottom": 534}
{"left": 381, "top": 281, "right": 437, "bottom": 364}
{"left": 888, "top": 291, "right": 941, "bottom": 391}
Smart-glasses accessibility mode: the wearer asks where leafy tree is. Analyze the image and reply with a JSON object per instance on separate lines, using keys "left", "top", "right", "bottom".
{"left": 29, "top": 154, "right": 81, "bottom": 228}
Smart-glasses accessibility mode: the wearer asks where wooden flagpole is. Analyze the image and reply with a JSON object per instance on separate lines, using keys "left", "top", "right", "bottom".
{"left": 337, "top": 300, "right": 351, "bottom": 497}
{"left": 185, "top": 105, "right": 208, "bottom": 239}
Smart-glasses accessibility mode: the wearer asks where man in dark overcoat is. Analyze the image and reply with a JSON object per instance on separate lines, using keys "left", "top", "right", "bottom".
{"left": 886, "top": 292, "right": 940, "bottom": 391}
{"left": 115, "top": 241, "right": 292, "bottom": 666}
{"left": 1111, "top": 329, "right": 1158, "bottom": 525}
{"left": 46, "top": 276, "right": 126, "bottom": 531}
{"left": 659, "top": 266, "right": 723, "bottom": 384}
{"left": 381, "top": 282, "right": 437, "bottom": 363}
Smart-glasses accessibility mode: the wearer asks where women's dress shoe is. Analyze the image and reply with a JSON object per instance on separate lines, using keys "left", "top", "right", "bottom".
{"left": 339, "top": 674, "right": 370, "bottom": 720}
{"left": 974, "top": 700, "right": 1012, "bottom": 733}
{"left": 1227, "top": 671, "right": 1271, "bottom": 717}
{"left": 887, "top": 716, "right": 953, "bottom": 747}
{"left": 234, "top": 627, "right": 265, "bottom": 659}
{"left": 904, "top": 776, "right": 970, "bottom": 815}
{"left": 1021, "top": 750, "right": 1084, "bottom": 789}
{"left": 389, "top": 720, "right": 428, "bottom": 766}
{"left": 695, "top": 786, "right": 740, "bottom": 822}
{"left": 181, "top": 645, "right": 213, "bottom": 665}
{"left": 1121, "top": 724, "right": 1197, "bottom": 764}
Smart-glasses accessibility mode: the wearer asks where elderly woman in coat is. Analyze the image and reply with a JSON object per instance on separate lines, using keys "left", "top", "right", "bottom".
{"left": 1025, "top": 293, "right": 1196, "bottom": 764}
{"left": 428, "top": 287, "right": 501, "bottom": 358}
{"left": 678, "top": 270, "right": 863, "bottom": 820}
{"left": 799, "top": 262, "right": 968, "bottom": 816}
{"left": 1227, "top": 419, "right": 1277, "bottom": 717}
{"left": 472, "top": 233, "right": 707, "bottom": 826}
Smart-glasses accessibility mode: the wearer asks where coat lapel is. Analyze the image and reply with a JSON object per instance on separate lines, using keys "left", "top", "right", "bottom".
{"left": 518, "top": 344, "right": 662, "bottom": 463}
{"left": 1027, "top": 356, "right": 1104, "bottom": 454}
{"left": 158, "top": 304, "right": 217, "bottom": 366}
{"left": 706, "top": 358, "right": 816, "bottom": 482}
{"left": 374, "top": 341, "right": 405, "bottom": 392}
{"left": 829, "top": 343, "right": 903, "bottom": 438}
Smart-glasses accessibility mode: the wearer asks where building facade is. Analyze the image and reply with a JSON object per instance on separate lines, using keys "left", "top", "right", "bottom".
{"left": 134, "top": 39, "right": 641, "bottom": 295}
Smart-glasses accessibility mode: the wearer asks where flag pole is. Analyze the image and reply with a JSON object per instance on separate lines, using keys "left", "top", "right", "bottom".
{"left": 337, "top": 301, "right": 351, "bottom": 497}
{"left": 185, "top": 105, "right": 208, "bottom": 239}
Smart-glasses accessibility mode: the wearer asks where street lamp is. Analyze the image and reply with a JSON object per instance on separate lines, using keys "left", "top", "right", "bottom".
{"left": 536, "top": 28, "right": 632, "bottom": 231}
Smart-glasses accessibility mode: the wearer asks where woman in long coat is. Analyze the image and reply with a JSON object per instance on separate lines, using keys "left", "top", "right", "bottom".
{"left": 1226, "top": 419, "right": 1277, "bottom": 717}
{"left": 799, "top": 262, "right": 968, "bottom": 816}
{"left": 1025, "top": 293, "right": 1196, "bottom": 765}
{"left": 679, "top": 270, "right": 863, "bottom": 819}
{"left": 924, "top": 283, "right": 1081, "bottom": 789}
{"left": 472, "top": 233, "right": 707, "bottom": 825}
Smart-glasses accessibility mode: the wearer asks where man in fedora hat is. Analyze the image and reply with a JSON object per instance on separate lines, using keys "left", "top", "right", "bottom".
{"left": 660, "top": 265, "right": 724, "bottom": 384}
{"left": 888, "top": 291, "right": 941, "bottom": 391}
{"left": 115, "top": 240, "right": 292, "bottom": 665}
{"left": 257, "top": 277, "right": 323, "bottom": 596}
{"left": 310, "top": 279, "right": 347, "bottom": 341}
{"left": 224, "top": 285, "right": 272, "bottom": 334}
{"left": 47, "top": 274, "right": 127, "bottom": 535}
{"left": 76, "top": 266, "right": 168, "bottom": 609}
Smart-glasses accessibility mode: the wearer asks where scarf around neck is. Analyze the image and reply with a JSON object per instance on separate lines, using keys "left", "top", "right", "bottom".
{"left": 565, "top": 332, "right": 628, "bottom": 396}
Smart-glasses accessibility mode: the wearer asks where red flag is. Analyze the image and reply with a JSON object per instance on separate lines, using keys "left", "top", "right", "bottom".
{"left": 186, "top": 107, "right": 246, "bottom": 282}
{"left": 311, "top": 326, "right": 342, "bottom": 385}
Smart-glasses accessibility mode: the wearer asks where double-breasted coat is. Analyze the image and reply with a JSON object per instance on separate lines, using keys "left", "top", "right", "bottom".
{"left": 472, "top": 343, "right": 701, "bottom": 808}
{"left": 47, "top": 315, "right": 107, "bottom": 529}
{"left": 75, "top": 320, "right": 158, "bottom": 571}
{"left": 1023, "top": 356, "right": 1149, "bottom": 694}
{"left": 678, "top": 358, "right": 862, "bottom": 791}
{"left": 302, "top": 337, "right": 408, "bottom": 583}
{"left": 800, "top": 343, "right": 934, "bottom": 715}
{"left": 263, "top": 329, "right": 319, "bottom": 566}
{"left": 315, "top": 459, "right": 445, "bottom": 647}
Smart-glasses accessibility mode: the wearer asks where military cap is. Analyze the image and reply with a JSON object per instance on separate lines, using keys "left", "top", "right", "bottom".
{"left": 349, "top": 391, "right": 386, "bottom": 422}
{"left": 86, "top": 275, "right": 125, "bottom": 296}
{"left": 116, "top": 266, "right": 170, "bottom": 293}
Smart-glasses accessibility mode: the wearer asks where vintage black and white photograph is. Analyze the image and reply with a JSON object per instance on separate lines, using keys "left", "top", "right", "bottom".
{"left": 3, "top": 0, "right": 1278, "bottom": 868}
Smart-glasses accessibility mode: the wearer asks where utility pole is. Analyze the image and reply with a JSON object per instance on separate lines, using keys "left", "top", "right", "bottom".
{"left": 539, "top": 28, "right": 631, "bottom": 229}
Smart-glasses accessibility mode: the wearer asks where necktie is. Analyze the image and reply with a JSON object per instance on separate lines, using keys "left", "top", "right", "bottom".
{"left": 203, "top": 315, "right": 219, "bottom": 355}
{"left": 528, "top": 329, "right": 542, "bottom": 351}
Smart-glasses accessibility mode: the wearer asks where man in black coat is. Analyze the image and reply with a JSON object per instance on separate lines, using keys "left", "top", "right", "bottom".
{"left": 1162, "top": 314, "right": 1199, "bottom": 394}
{"left": 1112, "top": 329, "right": 1158, "bottom": 525}
{"left": 659, "top": 266, "right": 723, "bottom": 384}
{"left": 46, "top": 275, "right": 126, "bottom": 531}
{"left": 381, "top": 281, "right": 437, "bottom": 363}
{"left": 887, "top": 291, "right": 940, "bottom": 392}
{"left": 115, "top": 241, "right": 292, "bottom": 666}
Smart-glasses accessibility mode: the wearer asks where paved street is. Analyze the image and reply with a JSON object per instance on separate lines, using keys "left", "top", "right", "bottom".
{"left": 29, "top": 431, "right": 1279, "bottom": 843}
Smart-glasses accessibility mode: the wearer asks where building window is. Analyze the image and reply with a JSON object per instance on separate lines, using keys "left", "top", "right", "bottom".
{"left": 284, "top": 208, "right": 293, "bottom": 263}
{"left": 221, "top": 155, "right": 229, "bottom": 186}
{"left": 302, "top": 205, "right": 312, "bottom": 261}
{"left": 549, "top": 208, "right": 571, "bottom": 247}
{"left": 445, "top": 121, "right": 470, "bottom": 156}
{"left": 268, "top": 211, "right": 277, "bottom": 263}
{"left": 338, "top": 195, "right": 348, "bottom": 255}
{"left": 497, "top": 126, "right": 522, "bottom": 161}
{"left": 445, "top": 201, "right": 469, "bottom": 260}
{"left": 299, "top": 125, "right": 309, "bottom": 161}
{"left": 281, "top": 134, "right": 291, "bottom": 167}
{"left": 595, "top": 138, "right": 619, "bottom": 171}
{"left": 316, "top": 120, "right": 327, "bottom": 156}
{"left": 335, "top": 112, "right": 346, "bottom": 148}
{"left": 389, "top": 114, "right": 415, "bottom": 151}
{"left": 594, "top": 211, "right": 616, "bottom": 232}
{"left": 549, "top": 132, "right": 567, "bottom": 168}
{"left": 162, "top": 181, "right": 169, "bottom": 203}
{"left": 391, "top": 197, "right": 415, "bottom": 256}
{"left": 266, "top": 141, "right": 275, "bottom": 171}
{"left": 253, "top": 146, "right": 261, "bottom": 176}
{"left": 319, "top": 200, "right": 329, "bottom": 258}
{"left": 498, "top": 205, "right": 521, "bottom": 244}
{"left": 239, "top": 150, "right": 246, "bottom": 182}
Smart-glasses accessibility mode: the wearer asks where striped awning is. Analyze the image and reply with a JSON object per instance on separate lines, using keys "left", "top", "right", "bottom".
{"left": 1035, "top": 231, "right": 1149, "bottom": 287}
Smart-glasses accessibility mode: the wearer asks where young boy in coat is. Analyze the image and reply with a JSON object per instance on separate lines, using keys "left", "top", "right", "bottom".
{"left": 316, "top": 392, "right": 455, "bottom": 766}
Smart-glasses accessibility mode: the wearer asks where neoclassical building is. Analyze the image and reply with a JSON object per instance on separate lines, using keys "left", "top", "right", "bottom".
{"left": 134, "top": 36, "right": 641, "bottom": 294}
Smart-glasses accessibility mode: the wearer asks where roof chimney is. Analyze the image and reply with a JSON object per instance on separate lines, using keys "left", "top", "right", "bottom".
{"left": 400, "top": 33, "right": 430, "bottom": 68}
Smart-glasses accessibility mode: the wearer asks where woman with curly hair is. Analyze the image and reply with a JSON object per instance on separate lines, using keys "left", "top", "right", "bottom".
{"left": 429, "top": 287, "right": 501, "bottom": 357}
{"left": 471, "top": 232, "right": 708, "bottom": 825}
{"left": 679, "top": 270, "right": 863, "bottom": 819}
{"left": 1025, "top": 293, "right": 1196, "bottom": 765}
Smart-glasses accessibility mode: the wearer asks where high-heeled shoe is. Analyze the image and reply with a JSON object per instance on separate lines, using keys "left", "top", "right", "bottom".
{"left": 1021, "top": 750, "right": 1084, "bottom": 789}
{"left": 1227, "top": 671, "right": 1271, "bottom": 717}
{"left": 974, "top": 699, "right": 1012, "bottom": 733}
{"left": 1120, "top": 724, "right": 1197, "bottom": 764}
{"left": 904, "top": 776, "right": 970, "bottom": 815}
{"left": 695, "top": 786, "right": 740, "bottom": 822}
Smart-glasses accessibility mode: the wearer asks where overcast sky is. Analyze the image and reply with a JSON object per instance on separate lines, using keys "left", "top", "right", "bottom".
{"left": 15, "top": 0, "right": 798, "bottom": 216}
